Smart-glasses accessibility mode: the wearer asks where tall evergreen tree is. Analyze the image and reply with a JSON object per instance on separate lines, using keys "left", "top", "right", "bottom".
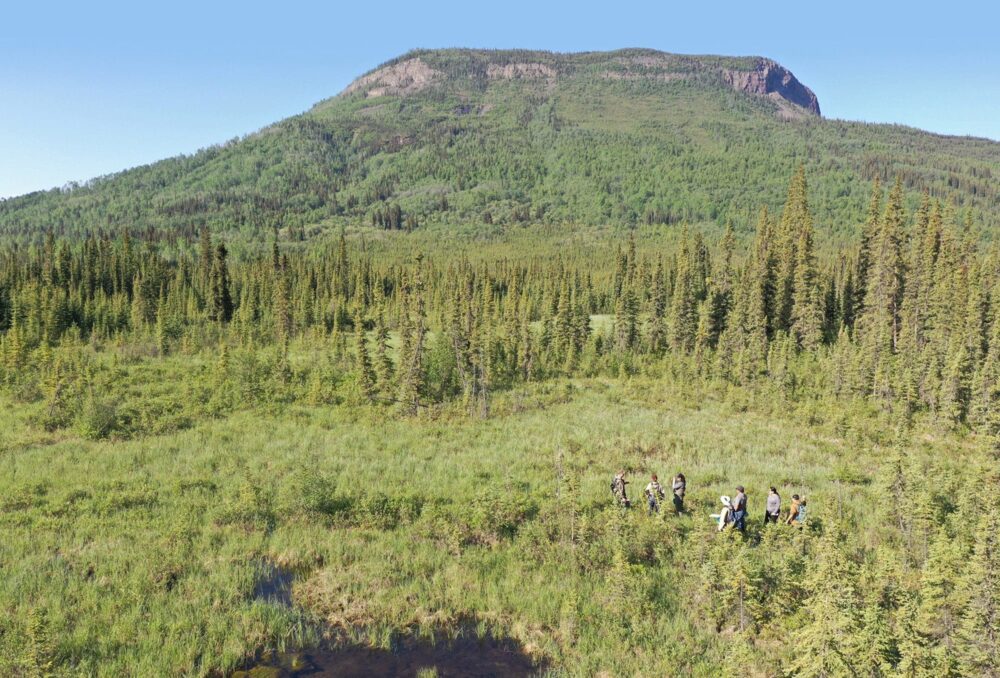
{"left": 397, "top": 255, "right": 427, "bottom": 415}
{"left": 774, "top": 166, "right": 808, "bottom": 334}
{"left": 353, "top": 308, "right": 376, "bottom": 403}
{"left": 668, "top": 227, "right": 697, "bottom": 353}
{"left": 198, "top": 224, "right": 213, "bottom": 290}
{"left": 855, "top": 178, "right": 883, "bottom": 323}
{"left": 956, "top": 503, "right": 1000, "bottom": 676}
{"left": 208, "top": 243, "right": 233, "bottom": 323}
{"left": 857, "top": 177, "right": 906, "bottom": 398}
{"left": 789, "top": 187, "right": 823, "bottom": 351}
{"left": 790, "top": 526, "right": 861, "bottom": 677}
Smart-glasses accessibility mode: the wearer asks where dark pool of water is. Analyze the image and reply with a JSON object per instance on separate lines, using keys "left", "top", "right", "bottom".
{"left": 252, "top": 562, "right": 295, "bottom": 608}
{"left": 245, "top": 566, "right": 541, "bottom": 676}
{"left": 235, "top": 634, "right": 543, "bottom": 677}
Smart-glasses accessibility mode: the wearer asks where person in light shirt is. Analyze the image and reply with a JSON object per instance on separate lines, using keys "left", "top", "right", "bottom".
{"left": 644, "top": 474, "right": 666, "bottom": 514}
{"left": 764, "top": 487, "right": 781, "bottom": 525}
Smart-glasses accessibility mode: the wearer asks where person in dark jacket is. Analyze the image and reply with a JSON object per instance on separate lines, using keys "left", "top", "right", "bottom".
{"left": 611, "top": 470, "right": 630, "bottom": 509}
{"left": 731, "top": 486, "right": 747, "bottom": 532}
{"left": 764, "top": 487, "right": 781, "bottom": 524}
{"left": 672, "top": 473, "right": 686, "bottom": 515}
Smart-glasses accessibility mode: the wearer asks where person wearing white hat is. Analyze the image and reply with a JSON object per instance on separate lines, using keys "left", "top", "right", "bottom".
{"left": 711, "top": 495, "right": 733, "bottom": 532}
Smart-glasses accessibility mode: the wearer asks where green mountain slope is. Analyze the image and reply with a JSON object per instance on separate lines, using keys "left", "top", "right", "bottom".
{"left": 2, "top": 48, "right": 997, "bottom": 243}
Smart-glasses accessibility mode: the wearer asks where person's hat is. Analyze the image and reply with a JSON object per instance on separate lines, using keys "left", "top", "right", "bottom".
{"left": 720, "top": 495, "right": 731, "bottom": 506}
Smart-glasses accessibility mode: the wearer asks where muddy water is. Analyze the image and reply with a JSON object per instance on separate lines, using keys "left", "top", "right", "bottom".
{"left": 236, "top": 635, "right": 542, "bottom": 677}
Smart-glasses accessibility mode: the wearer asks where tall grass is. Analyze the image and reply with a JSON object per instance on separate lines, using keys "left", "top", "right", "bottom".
{"left": 0, "top": 370, "right": 986, "bottom": 675}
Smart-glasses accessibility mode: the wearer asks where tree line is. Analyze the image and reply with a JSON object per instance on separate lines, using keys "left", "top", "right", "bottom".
{"left": 1, "top": 168, "right": 999, "bottom": 435}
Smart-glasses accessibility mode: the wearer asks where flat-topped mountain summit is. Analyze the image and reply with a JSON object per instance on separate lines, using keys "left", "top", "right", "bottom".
{"left": 1, "top": 48, "right": 996, "bottom": 242}
{"left": 340, "top": 49, "right": 821, "bottom": 117}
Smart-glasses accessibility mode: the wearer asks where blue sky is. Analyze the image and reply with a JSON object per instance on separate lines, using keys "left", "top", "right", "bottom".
{"left": 2, "top": 0, "right": 997, "bottom": 198}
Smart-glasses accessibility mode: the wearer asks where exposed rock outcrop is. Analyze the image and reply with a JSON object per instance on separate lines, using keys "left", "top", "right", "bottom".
{"left": 342, "top": 58, "right": 441, "bottom": 99}
{"left": 722, "top": 59, "right": 820, "bottom": 115}
{"left": 486, "top": 63, "right": 557, "bottom": 80}
{"left": 341, "top": 50, "right": 821, "bottom": 118}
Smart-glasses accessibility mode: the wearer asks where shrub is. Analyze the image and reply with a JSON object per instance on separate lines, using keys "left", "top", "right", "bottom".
{"left": 355, "top": 492, "right": 423, "bottom": 530}
{"left": 216, "top": 480, "right": 276, "bottom": 530}
{"left": 94, "top": 486, "right": 158, "bottom": 515}
{"left": 277, "top": 467, "right": 337, "bottom": 519}
{"left": 75, "top": 396, "right": 120, "bottom": 440}
{"left": 466, "top": 494, "right": 538, "bottom": 544}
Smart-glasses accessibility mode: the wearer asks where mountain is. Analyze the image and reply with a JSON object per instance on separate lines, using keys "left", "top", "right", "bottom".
{"left": 342, "top": 50, "right": 821, "bottom": 117}
{"left": 1, "top": 48, "right": 997, "bottom": 244}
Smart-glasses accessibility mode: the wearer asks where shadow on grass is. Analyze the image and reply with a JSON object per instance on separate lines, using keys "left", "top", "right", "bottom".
{"left": 236, "top": 631, "right": 545, "bottom": 677}
{"left": 247, "top": 565, "right": 545, "bottom": 677}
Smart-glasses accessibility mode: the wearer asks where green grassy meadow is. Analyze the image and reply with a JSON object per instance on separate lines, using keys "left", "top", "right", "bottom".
{"left": 1, "top": 351, "right": 985, "bottom": 676}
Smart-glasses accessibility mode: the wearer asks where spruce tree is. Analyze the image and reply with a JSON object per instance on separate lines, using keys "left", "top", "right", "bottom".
{"left": 790, "top": 203, "right": 824, "bottom": 351}
{"left": 708, "top": 224, "right": 735, "bottom": 345}
{"left": 743, "top": 258, "right": 770, "bottom": 379}
{"left": 774, "top": 166, "right": 808, "bottom": 334}
{"left": 647, "top": 258, "right": 667, "bottom": 353}
{"left": 373, "top": 302, "right": 394, "bottom": 398}
{"left": 956, "top": 503, "right": 1000, "bottom": 676}
{"left": 668, "top": 227, "right": 697, "bottom": 353}
{"left": 909, "top": 528, "right": 966, "bottom": 675}
{"left": 198, "top": 224, "right": 213, "bottom": 290}
{"left": 855, "top": 177, "right": 883, "bottom": 322}
{"left": 336, "top": 230, "right": 350, "bottom": 299}
{"left": 208, "top": 243, "right": 234, "bottom": 323}
{"left": 155, "top": 285, "right": 168, "bottom": 356}
{"left": 397, "top": 255, "right": 427, "bottom": 416}
{"left": 857, "top": 177, "right": 906, "bottom": 399}
{"left": 272, "top": 263, "right": 291, "bottom": 350}
{"left": 971, "top": 307, "right": 1000, "bottom": 435}
{"left": 614, "top": 285, "right": 639, "bottom": 352}
{"left": 789, "top": 525, "right": 861, "bottom": 677}
{"left": 353, "top": 308, "right": 376, "bottom": 403}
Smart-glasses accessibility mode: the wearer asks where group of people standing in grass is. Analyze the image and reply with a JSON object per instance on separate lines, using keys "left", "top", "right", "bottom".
{"left": 713, "top": 486, "right": 807, "bottom": 532}
{"left": 611, "top": 471, "right": 806, "bottom": 530}
{"left": 611, "top": 470, "right": 685, "bottom": 515}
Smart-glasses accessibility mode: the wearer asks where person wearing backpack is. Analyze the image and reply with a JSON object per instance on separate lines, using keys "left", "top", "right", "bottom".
{"left": 790, "top": 497, "right": 807, "bottom": 526}
{"left": 712, "top": 495, "right": 734, "bottom": 532}
{"left": 671, "top": 473, "right": 686, "bottom": 515}
{"left": 644, "top": 474, "right": 666, "bottom": 514}
{"left": 785, "top": 494, "right": 802, "bottom": 525}
{"left": 611, "top": 470, "right": 630, "bottom": 509}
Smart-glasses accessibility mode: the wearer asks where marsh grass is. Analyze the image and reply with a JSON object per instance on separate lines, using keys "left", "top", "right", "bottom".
{"left": 0, "top": 370, "right": 986, "bottom": 675}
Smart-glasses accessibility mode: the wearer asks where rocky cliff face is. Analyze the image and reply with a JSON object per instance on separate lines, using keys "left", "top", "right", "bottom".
{"left": 721, "top": 58, "right": 820, "bottom": 116}
{"left": 342, "top": 58, "right": 441, "bottom": 98}
{"left": 341, "top": 49, "right": 821, "bottom": 118}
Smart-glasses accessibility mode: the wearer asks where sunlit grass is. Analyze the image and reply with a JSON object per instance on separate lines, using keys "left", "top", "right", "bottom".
{"left": 0, "top": 363, "right": 977, "bottom": 674}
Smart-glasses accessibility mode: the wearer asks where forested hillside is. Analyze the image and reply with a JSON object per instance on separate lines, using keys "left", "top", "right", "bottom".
{"left": 1, "top": 48, "right": 998, "bottom": 246}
